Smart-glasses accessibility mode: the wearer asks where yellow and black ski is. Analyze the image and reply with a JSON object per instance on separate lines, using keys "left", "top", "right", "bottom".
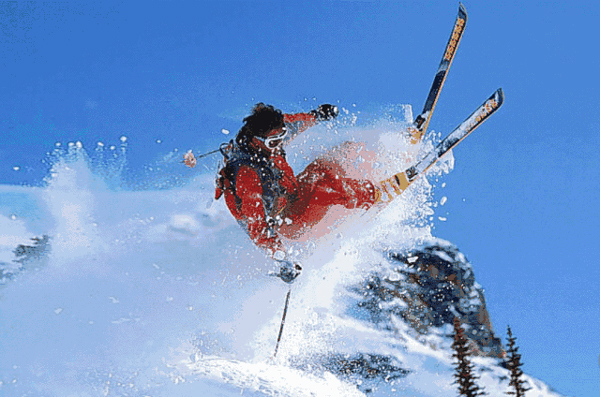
{"left": 376, "top": 88, "right": 504, "bottom": 204}
{"left": 408, "top": 3, "right": 468, "bottom": 144}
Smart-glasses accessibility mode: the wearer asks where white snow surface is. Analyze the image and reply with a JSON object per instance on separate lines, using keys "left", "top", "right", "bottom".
{"left": 0, "top": 115, "right": 562, "bottom": 396}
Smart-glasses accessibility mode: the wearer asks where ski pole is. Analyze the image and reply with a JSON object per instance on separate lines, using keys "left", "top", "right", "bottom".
{"left": 273, "top": 286, "right": 292, "bottom": 358}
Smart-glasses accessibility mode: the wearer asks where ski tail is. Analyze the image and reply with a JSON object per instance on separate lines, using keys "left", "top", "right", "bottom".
{"left": 375, "top": 88, "right": 504, "bottom": 203}
{"left": 408, "top": 3, "right": 468, "bottom": 145}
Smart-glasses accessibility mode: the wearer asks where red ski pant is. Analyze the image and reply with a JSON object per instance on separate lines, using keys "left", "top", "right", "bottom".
{"left": 278, "top": 159, "right": 375, "bottom": 239}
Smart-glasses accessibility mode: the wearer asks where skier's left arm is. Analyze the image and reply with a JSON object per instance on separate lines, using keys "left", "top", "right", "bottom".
{"left": 283, "top": 104, "right": 339, "bottom": 141}
{"left": 235, "top": 166, "right": 287, "bottom": 259}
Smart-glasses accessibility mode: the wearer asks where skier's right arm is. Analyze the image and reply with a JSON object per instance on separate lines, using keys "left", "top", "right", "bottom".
{"left": 283, "top": 104, "right": 339, "bottom": 142}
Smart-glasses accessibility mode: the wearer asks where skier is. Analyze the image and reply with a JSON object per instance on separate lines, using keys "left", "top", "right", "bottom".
{"left": 185, "top": 103, "right": 378, "bottom": 283}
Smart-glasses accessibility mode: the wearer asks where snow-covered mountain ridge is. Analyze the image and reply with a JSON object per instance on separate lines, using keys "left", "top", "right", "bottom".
{"left": 0, "top": 124, "right": 563, "bottom": 396}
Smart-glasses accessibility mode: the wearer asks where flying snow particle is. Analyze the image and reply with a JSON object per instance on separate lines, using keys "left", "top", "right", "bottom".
{"left": 438, "top": 216, "right": 447, "bottom": 221}
{"left": 221, "top": 128, "right": 230, "bottom": 135}
{"left": 440, "top": 196, "right": 448, "bottom": 206}
{"left": 54, "top": 308, "right": 63, "bottom": 315}
{"left": 120, "top": 136, "right": 127, "bottom": 143}
{"left": 388, "top": 272, "right": 401, "bottom": 282}
{"left": 12, "top": 166, "right": 20, "bottom": 171}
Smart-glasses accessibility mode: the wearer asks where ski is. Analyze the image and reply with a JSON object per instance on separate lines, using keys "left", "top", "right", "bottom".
{"left": 408, "top": 3, "right": 468, "bottom": 144}
{"left": 376, "top": 88, "right": 504, "bottom": 203}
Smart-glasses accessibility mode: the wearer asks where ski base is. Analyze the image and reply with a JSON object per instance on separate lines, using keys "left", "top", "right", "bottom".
{"left": 408, "top": 3, "right": 468, "bottom": 145}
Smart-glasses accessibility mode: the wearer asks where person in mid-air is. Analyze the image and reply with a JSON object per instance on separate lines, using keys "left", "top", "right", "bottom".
{"left": 185, "top": 103, "right": 378, "bottom": 283}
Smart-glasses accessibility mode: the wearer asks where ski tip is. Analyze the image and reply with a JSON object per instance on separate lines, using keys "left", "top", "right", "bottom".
{"left": 458, "top": 3, "right": 468, "bottom": 21}
{"left": 496, "top": 88, "right": 505, "bottom": 106}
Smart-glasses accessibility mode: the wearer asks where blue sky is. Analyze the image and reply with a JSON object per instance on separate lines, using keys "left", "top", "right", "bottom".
{"left": 1, "top": 1, "right": 599, "bottom": 396}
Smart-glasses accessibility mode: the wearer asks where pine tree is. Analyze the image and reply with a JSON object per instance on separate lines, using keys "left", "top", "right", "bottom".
{"left": 452, "top": 317, "right": 486, "bottom": 397}
{"left": 505, "top": 326, "right": 531, "bottom": 396}
{"left": 13, "top": 235, "right": 50, "bottom": 266}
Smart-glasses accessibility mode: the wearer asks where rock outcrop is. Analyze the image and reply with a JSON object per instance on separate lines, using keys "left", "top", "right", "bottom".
{"left": 353, "top": 238, "right": 504, "bottom": 358}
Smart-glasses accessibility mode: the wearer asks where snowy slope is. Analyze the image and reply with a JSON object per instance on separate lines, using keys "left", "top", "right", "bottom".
{"left": 0, "top": 114, "right": 562, "bottom": 396}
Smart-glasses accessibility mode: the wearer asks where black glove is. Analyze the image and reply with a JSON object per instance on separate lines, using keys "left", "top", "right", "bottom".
{"left": 271, "top": 260, "right": 303, "bottom": 284}
{"left": 311, "top": 104, "right": 339, "bottom": 121}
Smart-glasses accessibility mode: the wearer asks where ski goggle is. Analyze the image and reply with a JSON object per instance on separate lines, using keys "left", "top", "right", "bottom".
{"left": 255, "top": 127, "right": 288, "bottom": 149}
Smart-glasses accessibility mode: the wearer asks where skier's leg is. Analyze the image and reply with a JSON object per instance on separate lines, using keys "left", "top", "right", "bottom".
{"left": 298, "top": 158, "right": 376, "bottom": 209}
{"left": 279, "top": 159, "right": 376, "bottom": 238}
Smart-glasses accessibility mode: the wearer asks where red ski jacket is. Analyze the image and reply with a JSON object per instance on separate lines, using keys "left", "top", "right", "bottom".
{"left": 215, "top": 112, "right": 317, "bottom": 259}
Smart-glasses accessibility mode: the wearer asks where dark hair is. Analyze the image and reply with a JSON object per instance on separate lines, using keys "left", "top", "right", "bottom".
{"left": 239, "top": 103, "right": 284, "bottom": 140}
